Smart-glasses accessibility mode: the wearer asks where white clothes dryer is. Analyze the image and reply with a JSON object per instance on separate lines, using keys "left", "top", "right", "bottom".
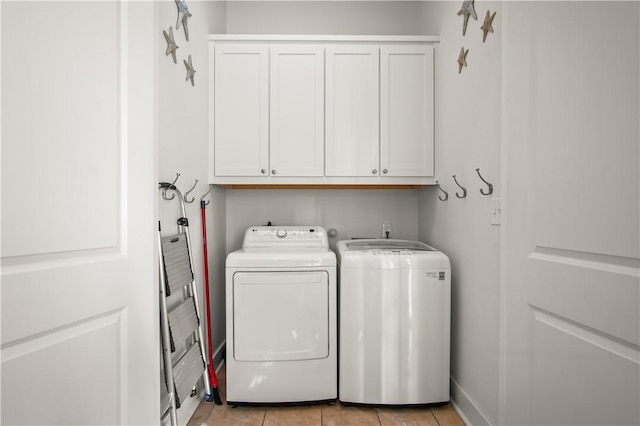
{"left": 337, "top": 239, "right": 451, "bottom": 405}
{"left": 225, "top": 226, "right": 337, "bottom": 405}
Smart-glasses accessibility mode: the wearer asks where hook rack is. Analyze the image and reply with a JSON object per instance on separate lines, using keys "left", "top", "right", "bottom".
{"left": 435, "top": 180, "right": 449, "bottom": 201}
{"left": 162, "top": 173, "right": 180, "bottom": 200}
{"left": 200, "top": 185, "right": 213, "bottom": 206}
{"left": 183, "top": 179, "right": 198, "bottom": 204}
{"left": 452, "top": 175, "right": 467, "bottom": 199}
{"left": 475, "top": 168, "right": 493, "bottom": 196}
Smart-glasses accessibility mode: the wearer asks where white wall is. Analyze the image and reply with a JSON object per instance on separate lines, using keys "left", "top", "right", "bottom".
{"left": 157, "top": 0, "right": 212, "bottom": 271}
{"left": 226, "top": 189, "right": 420, "bottom": 253}
{"left": 418, "top": 2, "right": 502, "bottom": 425}
{"left": 157, "top": 1, "right": 226, "bottom": 421}
{"left": 226, "top": 1, "right": 427, "bottom": 35}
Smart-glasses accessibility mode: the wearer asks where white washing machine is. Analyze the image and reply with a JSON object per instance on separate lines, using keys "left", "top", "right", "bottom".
{"left": 337, "top": 239, "right": 451, "bottom": 405}
{"left": 225, "top": 226, "right": 337, "bottom": 405}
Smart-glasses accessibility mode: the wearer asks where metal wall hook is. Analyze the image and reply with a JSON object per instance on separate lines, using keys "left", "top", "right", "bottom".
{"left": 452, "top": 175, "right": 467, "bottom": 198}
{"left": 200, "top": 185, "right": 213, "bottom": 206}
{"left": 183, "top": 179, "right": 198, "bottom": 203}
{"left": 475, "top": 168, "right": 493, "bottom": 196}
{"left": 436, "top": 180, "right": 449, "bottom": 201}
{"left": 162, "top": 173, "right": 180, "bottom": 200}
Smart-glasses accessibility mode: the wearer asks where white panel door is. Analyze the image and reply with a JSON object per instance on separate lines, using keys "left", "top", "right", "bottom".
{"left": 325, "top": 45, "right": 379, "bottom": 177}
{"left": 502, "top": 3, "right": 639, "bottom": 425}
{"left": 214, "top": 44, "right": 269, "bottom": 176}
{"left": 380, "top": 45, "right": 434, "bottom": 177}
{"left": 270, "top": 45, "right": 324, "bottom": 177}
{"left": 1, "top": 2, "right": 158, "bottom": 424}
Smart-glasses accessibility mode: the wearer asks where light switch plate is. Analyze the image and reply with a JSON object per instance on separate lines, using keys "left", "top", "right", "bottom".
{"left": 491, "top": 198, "right": 502, "bottom": 225}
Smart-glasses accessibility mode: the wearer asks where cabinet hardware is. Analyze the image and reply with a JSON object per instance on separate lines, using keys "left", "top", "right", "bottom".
{"left": 272, "top": 170, "right": 277, "bottom": 175}
{"left": 372, "top": 169, "right": 378, "bottom": 175}
{"left": 383, "top": 169, "right": 388, "bottom": 174}
{"left": 261, "top": 169, "right": 266, "bottom": 174}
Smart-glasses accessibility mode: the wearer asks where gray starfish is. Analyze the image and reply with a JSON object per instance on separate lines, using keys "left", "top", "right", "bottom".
{"left": 457, "top": 47, "right": 469, "bottom": 74}
{"left": 175, "top": 0, "right": 192, "bottom": 41}
{"left": 162, "top": 26, "right": 179, "bottom": 64}
{"left": 184, "top": 54, "right": 196, "bottom": 86}
{"left": 457, "top": 0, "right": 478, "bottom": 36}
{"left": 481, "top": 10, "right": 497, "bottom": 42}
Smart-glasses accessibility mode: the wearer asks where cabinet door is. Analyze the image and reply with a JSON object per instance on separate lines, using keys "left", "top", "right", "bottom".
{"left": 380, "top": 45, "right": 434, "bottom": 177}
{"left": 214, "top": 44, "right": 269, "bottom": 176}
{"left": 270, "top": 45, "right": 324, "bottom": 177}
{"left": 325, "top": 45, "right": 379, "bottom": 177}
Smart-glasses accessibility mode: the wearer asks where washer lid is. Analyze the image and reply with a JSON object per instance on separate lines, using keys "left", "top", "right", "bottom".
{"left": 336, "top": 239, "right": 450, "bottom": 269}
{"left": 341, "top": 239, "right": 434, "bottom": 252}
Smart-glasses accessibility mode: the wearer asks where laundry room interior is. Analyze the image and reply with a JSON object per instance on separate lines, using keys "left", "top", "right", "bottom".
{"left": 1, "top": 1, "right": 638, "bottom": 426}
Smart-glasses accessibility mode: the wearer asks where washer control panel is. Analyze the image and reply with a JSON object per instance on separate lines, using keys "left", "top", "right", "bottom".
{"left": 242, "top": 226, "right": 328, "bottom": 250}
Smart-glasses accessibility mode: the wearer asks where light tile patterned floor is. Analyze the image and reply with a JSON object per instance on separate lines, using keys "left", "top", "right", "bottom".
{"left": 187, "top": 367, "right": 465, "bottom": 426}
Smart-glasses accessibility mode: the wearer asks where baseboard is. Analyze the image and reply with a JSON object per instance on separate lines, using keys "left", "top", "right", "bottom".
{"left": 451, "top": 398, "right": 474, "bottom": 426}
{"left": 450, "top": 377, "right": 493, "bottom": 426}
{"left": 213, "top": 341, "right": 226, "bottom": 373}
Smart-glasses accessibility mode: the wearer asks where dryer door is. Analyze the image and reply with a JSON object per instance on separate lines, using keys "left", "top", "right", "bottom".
{"left": 233, "top": 271, "right": 329, "bottom": 361}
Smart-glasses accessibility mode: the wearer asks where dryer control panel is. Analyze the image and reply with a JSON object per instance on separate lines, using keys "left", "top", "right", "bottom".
{"left": 242, "top": 226, "right": 329, "bottom": 250}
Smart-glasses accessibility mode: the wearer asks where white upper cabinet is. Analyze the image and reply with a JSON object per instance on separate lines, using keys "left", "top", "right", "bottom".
{"left": 209, "top": 35, "right": 439, "bottom": 185}
{"left": 325, "top": 45, "right": 380, "bottom": 177}
{"left": 270, "top": 45, "right": 325, "bottom": 177}
{"left": 214, "top": 44, "right": 269, "bottom": 176}
{"left": 380, "top": 45, "right": 434, "bottom": 177}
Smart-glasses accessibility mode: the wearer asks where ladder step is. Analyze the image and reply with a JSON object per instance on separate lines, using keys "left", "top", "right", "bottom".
{"left": 168, "top": 297, "right": 199, "bottom": 353}
{"left": 161, "top": 234, "right": 193, "bottom": 295}
{"left": 172, "top": 343, "right": 205, "bottom": 408}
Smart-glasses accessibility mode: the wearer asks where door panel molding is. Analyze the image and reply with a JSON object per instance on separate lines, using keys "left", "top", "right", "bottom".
{"left": 527, "top": 253, "right": 639, "bottom": 345}
{"left": 1, "top": 309, "right": 126, "bottom": 425}
{"left": 532, "top": 305, "right": 639, "bottom": 364}
{"left": 530, "top": 246, "right": 640, "bottom": 277}
{"left": 1, "top": 1, "right": 125, "bottom": 260}
{"left": 1, "top": 308, "right": 126, "bottom": 372}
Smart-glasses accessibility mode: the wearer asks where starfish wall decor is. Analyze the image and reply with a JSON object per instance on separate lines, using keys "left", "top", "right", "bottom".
{"left": 162, "top": 26, "right": 179, "bottom": 64}
{"left": 175, "top": 0, "right": 192, "bottom": 41}
{"left": 457, "top": 47, "right": 469, "bottom": 73}
{"left": 481, "top": 10, "right": 497, "bottom": 42}
{"left": 184, "top": 54, "right": 196, "bottom": 86}
{"left": 457, "top": 0, "right": 477, "bottom": 36}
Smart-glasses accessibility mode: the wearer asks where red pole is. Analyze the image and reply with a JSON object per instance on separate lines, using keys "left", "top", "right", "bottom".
{"left": 201, "top": 199, "right": 222, "bottom": 404}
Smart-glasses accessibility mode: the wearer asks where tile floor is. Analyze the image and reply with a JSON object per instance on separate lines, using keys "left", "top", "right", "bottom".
{"left": 187, "top": 367, "right": 465, "bottom": 426}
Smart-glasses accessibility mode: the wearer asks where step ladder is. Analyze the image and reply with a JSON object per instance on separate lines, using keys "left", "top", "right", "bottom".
{"left": 158, "top": 182, "right": 212, "bottom": 426}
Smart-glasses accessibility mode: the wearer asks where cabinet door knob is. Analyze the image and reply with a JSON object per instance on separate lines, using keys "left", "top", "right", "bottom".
{"left": 372, "top": 169, "right": 378, "bottom": 175}
{"left": 271, "top": 169, "right": 277, "bottom": 175}
{"left": 261, "top": 169, "right": 266, "bottom": 174}
{"left": 383, "top": 169, "right": 388, "bottom": 174}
